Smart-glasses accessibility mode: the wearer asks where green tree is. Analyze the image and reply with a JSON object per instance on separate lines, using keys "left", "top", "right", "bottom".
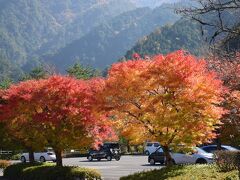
{"left": 67, "top": 63, "right": 100, "bottom": 80}
{"left": 20, "top": 65, "right": 50, "bottom": 81}
{"left": 0, "top": 78, "right": 12, "bottom": 89}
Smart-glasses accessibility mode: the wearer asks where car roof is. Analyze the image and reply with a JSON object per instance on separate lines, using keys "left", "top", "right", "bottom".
{"left": 201, "top": 145, "right": 238, "bottom": 150}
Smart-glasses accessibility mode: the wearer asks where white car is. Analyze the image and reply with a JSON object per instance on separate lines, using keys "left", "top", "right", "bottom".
{"left": 148, "top": 147, "right": 213, "bottom": 165}
{"left": 201, "top": 145, "right": 239, "bottom": 153}
{"left": 171, "top": 147, "right": 213, "bottom": 164}
{"left": 144, "top": 142, "right": 160, "bottom": 155}
{"left": 20, "top": 151, "right": 56, "bottom": 163}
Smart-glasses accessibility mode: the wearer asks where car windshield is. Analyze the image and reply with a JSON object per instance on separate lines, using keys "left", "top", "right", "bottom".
{"left": 196, "top": 147, "right": 209, "bottom": 154}
{"left": 103, "top": 143, "right": 119, "bottom": 149}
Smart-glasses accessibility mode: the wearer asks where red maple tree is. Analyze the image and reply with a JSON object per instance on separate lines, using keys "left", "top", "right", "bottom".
{"left": 0, "top": 76, "right": 116, "bottom": 166}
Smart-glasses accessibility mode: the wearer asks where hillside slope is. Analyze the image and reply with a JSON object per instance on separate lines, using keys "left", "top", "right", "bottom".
{"left": 124, "top": 19, "right": 207, "bottom": 59}
{"left": 0, "top": 0, "right": 187, "bottom": 67}
{"left": 45, "top": 3, "right": 180, "bottom": 71}
{"left": 0, "top": 0, "right": 136, "bottom": 73}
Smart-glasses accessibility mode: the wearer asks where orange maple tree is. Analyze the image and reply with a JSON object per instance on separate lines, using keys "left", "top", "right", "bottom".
{"left": 101, "top": 50, "right": 225, "bottom": 165}
{"left": 0, "top": 76, "right": 116, "bottom": 166}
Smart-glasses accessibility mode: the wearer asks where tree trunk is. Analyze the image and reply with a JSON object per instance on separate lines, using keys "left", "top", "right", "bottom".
{"left": 162, "top": 146, "right": 174, "bottom": 166}
{"left": 29, "top": 149, "right": 35, "bottom": 163}
{"left": 127, "top": 145, "right": 130, "bottom": 153}
{"left": 216, "top": 137, "right": 222, "bottom": 150}
{"left": 55, "top": 149, "right": 63, "bottom": 166}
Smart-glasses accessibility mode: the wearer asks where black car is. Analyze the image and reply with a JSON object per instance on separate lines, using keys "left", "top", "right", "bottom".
{"left": 87, "top": 142, "right": 121, "bottom": 161}
{"left": 148, "top": 147, "right": 165, "bottom": 165}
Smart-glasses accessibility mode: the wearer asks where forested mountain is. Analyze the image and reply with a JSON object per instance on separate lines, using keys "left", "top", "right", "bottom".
{"left": 44, "top": 3, "right": 181, "bottom": 71}
{"left": 124, "top": 19, "right": 208, "bottom": 59}
{"left": 0, "top": 0, "right": 201, "bottom": 79}
{"left": 0, "top": 54, "right": 23, "bottom": 81}
{"left": 0, "top": 0, "right": 136, "bottom": 79}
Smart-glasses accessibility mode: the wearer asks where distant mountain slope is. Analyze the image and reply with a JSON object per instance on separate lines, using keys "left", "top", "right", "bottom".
{"left": 124, "top": 19, "right": 207, "bottom": 59}
{"left": 0, "top": 53, "right": 23, "bottom": 81}
{"left": 0, "top": 0, "right": 136, "bottom": 73}
{"left": 44, "top": 3, "right": 181, "bottom": 71}
{"left": 130, "top": 0, "right": 181, "bottom": 8}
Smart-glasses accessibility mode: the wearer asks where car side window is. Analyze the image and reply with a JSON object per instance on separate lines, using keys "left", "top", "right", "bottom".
{"left": 157, "top": 148, "right": 163, "bottom": 152}
{"left": 154, "top": 143, "right": 160, "bottom": 147}
{"left": 147, "top": 143, "right": 153, "bottom": 146}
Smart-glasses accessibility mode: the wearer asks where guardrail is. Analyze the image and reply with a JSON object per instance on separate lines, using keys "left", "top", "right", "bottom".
{"left": 0, "top": 150, "right": 12, "bottom": 155}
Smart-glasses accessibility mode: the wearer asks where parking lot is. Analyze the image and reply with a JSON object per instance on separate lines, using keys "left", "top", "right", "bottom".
{"left": 0, "top": 156, "right": 164, "bottom": 180}
{"left": 64, "top": 155, "right": 164, "bottom": 179}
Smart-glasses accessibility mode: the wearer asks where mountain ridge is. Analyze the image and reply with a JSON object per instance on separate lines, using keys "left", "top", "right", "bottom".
{"left": 43, "top": 3, "right": 181, "bottom": 71}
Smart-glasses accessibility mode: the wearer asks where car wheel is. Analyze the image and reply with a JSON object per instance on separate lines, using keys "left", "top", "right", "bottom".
{"left": 88, "top": 155, "right": 93, "bottom": 161}
{"left": 97, "top": 158, "right": 101, "bottom": 161}
{"left": 115, "top": 156, "right": 120, "bottom": 161}
{"left": 145, "top": 151, "right": 150, "bottom": 155}
{"left": 149, "top": 158, "right": 155, "bottom": 165}
{"left": 21, "top": 156, "right": 26, "bottom": 163}
{"left": 40, "top": 156, "right": 46, "bottom": 163}
{"left": 106, "top": 155, "right": 112, "bottom": 161}
{"left": 196, "top": 158, "right": 207, "bottom": 164}
{"left": 171, "top": 159, "right": 176, "bottom": 165}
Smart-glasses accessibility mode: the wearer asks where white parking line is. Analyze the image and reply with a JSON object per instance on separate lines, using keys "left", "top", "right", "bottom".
{"left": 80, "top": 165, "right": 119, "bottom": 169}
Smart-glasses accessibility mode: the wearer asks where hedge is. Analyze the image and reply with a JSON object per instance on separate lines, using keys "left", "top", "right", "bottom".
{"left": 215, "top": 150, "right": 240, "bottom": 172}
{"left": 120, "top": 164, "right": 238, "bottom": 180}
{"left": 4, "top": 163, "right": 102, "bottom": 180}
{"left": 0, "top": 153, "right": 21, "bottom": 160}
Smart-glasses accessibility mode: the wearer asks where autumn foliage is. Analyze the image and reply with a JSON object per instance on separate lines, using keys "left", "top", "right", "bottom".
{"left": 0, "top": 50, "right": 227, "bottom": 167}
{"left": 101, "top": 50, "right": 225, "bottom": 164}
{"left": 0, "top": 76, "right": 116, "bottom": 166}
{"left": 207, "top": 53, "right": 240, "bottom": 146}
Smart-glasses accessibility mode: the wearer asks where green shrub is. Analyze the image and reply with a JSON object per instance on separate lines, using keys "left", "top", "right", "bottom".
{"left": 0, "top": 153, "right": 21, "bottom": 160}
{"left": 0, "top": 154, "right": 12, "bottom": 160}
{"left": 137, "top": 145, "right": 144, "bottom": 154}
{"left": 215, "top": 150, "right": 240, "bottom": 172}
{"left": 0, "top": 160, "right": 10, "bottom": 169}
{"left": 4, "top": 162, "right": 40, "bottom": 179}
{"left": 120, "top": 164, "right": 238, "bottom": 180}
{"left": 11, "top": 153, "right": 21, "bottom": 160}
{"left": 4, "top": 163, "right": 102, "bottom": 180}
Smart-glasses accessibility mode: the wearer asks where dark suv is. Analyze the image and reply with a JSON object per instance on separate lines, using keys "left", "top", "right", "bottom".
{"left": 87, "top": 142, "right": 121, "bottom": 161}
{"left": 148, "top": 147, "right": 165, "bottom": 165}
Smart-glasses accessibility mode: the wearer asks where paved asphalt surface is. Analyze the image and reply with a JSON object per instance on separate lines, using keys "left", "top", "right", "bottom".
{"left": 64, "top": 155, "right": 164, "bottom": 179}
{"left": 0, "top": 156, "right": 164, "bottom": 180}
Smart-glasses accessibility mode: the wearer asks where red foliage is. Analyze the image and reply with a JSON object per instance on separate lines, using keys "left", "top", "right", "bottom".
{"left": 132, "top": 53, "right": 141, "bottom": 60}
{"left": 0, "top": 76, "right": 116, "bottom": 151}
{"left": 207, "top": 53, "right": 240, "bottom": 145}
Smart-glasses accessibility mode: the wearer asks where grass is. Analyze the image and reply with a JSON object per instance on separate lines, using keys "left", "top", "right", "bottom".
{"left": 120, "top": 164, "right": 239, "bottom": 180}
